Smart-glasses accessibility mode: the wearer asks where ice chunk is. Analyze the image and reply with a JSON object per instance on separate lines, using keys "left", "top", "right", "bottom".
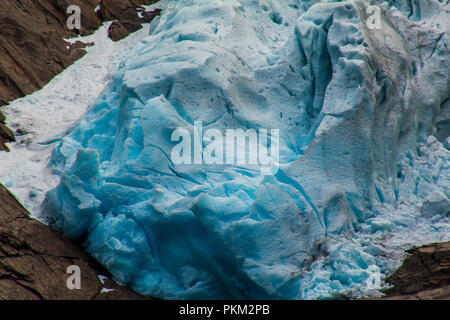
{"left": 422, "top": 190, "right": 450, "bottom": 218}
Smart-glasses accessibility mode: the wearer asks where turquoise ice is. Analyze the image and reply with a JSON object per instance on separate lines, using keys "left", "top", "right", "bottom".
{"left": 44, "top": 0, "right": 450, "bottom": 299}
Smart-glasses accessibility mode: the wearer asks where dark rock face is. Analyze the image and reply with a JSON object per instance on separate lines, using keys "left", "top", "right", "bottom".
{"left": 0, "top": 184, "right": 148, "bottom": 299}
{"left": 98, "top": 0, "right": 161, "bottom": 41}
{"left": 108, "top": 8, "right": 162, "bottom": 42}
{"left": 0, "top": 112, "right": 14, "bottom": 152}
{"left": 0, "top": 0, "right": 102, "bottom": 106}
{"left": 0, "top": 0, "right": 162, "bottom": 150}
{"left": 384, "top": 242, "right": 450, "bottom": 300}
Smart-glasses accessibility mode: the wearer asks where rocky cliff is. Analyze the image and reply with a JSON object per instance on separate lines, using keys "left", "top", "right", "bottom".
{"left": 384, "top": 242, "right": 450, "bottom": 300}
{"left": 0, "top": 183, "right": 148, "bottom": 299}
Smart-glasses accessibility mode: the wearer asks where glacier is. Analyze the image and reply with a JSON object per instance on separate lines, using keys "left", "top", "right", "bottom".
{"left": 43, "top": 0, "right": 450, "bottom": 299}
{"left": 0, "top": 22, "right": 155, "bottom": 218}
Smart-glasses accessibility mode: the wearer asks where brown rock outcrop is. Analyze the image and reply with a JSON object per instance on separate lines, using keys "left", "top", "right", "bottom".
{"left": 108, "top": 7, "right": 162, "bottom": 42}
{"left": 0, "top": 183, "right": 148, "bottom": 300}
{"left": 0, "top": 112, "right": 14, "bottom": 152}
{"left": 384, "top": 242, "right": 450, "bottom": 300}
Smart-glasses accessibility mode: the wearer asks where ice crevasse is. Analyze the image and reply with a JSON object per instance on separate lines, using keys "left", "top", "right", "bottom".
{"left": 43, "top": 0, "right": 450, "bottom": 299}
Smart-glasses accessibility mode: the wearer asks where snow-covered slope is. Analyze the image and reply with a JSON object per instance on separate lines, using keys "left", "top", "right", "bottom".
{"left": 0, "top": 22, "right": 157, "bottom": 218}
{"left": 40, "top": 0, "right": 450, "bottom": 299}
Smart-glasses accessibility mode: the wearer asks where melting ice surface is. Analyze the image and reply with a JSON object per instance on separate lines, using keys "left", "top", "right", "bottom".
{"left": 44, "top": 0, "right": 450, "bottom": 299}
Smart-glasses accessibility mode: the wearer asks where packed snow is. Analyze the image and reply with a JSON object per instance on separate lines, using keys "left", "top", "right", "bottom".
{"left": 2, "top": 0, "right": 450, "bottom": 299}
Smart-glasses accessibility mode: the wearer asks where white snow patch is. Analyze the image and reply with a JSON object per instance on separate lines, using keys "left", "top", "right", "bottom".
{"left": 137, "top": 0, "right": 167, "bottom": 19}
{"left": 100, "top": 287, "right": 115, "bottom": 294}
{"left": 97, "top": 274, "right": 115, "bottom": 293}
{"left": 142, "top": 0, "right": 168, "bottom": 12}
{"left": 0, "top": 22, "right": 152, "bottom": 221}
{"left": 98, "top": 275, "right": 108, "bottom": 285}
{"left": 95, "top": 0, "right": 102, "bottom": 13}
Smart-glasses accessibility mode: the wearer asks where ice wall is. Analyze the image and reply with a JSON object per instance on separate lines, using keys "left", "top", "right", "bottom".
{"left": 43, "top": 0, "right": 450, "bottom": 299}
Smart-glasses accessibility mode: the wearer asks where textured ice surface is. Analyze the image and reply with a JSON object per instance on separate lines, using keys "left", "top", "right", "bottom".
{"left": 0, "top": 23, "right": 155, "bottom": 219}
{"left": 44, "top": 0, "right": 450, "bottom": 299}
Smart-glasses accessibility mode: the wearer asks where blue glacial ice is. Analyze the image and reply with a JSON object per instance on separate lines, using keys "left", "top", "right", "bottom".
{"left": 43, "top": 0, "right": 450, "bottom": 299}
